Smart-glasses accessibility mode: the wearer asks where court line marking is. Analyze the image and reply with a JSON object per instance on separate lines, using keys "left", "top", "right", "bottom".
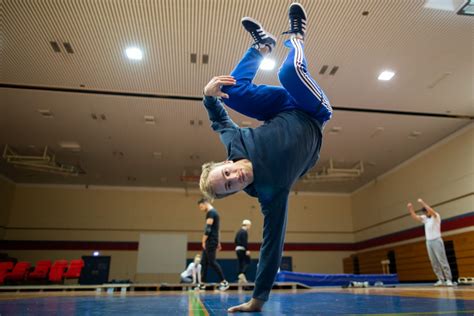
{"left": 189, "top": 293, "right": 209, "bottom": 316}
{"left": 351, "top": 310, "right": 474, "bottom": 316}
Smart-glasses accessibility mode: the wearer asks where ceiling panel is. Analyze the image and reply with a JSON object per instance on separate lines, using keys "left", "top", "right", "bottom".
{"left": 0, "top": 0, "right": 473, "bottom": 192}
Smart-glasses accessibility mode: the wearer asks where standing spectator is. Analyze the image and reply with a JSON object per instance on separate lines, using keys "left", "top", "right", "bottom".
{"left": 235, "top": 219, "right": 252, "bottom": 283}
{"left": 408, "top": 198, "right": 453, "bottom": 286}
{"left": 198, "top": 198, "right": 229, "bottom": 291}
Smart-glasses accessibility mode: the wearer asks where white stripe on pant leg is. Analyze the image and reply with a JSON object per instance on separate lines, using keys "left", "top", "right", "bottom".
{"left": 292, "top": 38, "right": 333, "bottom": 114}
{"left": 292, "top": 38, "right": 322, "bottom": 100}
{"left": 291, "top": 38, "right": 323, "bottom": 101}
{"left": 293, "top": 39, "right": 332, "bottom": 113}
{"left": 293, "top": 38, "right": 323, "bottom": 98}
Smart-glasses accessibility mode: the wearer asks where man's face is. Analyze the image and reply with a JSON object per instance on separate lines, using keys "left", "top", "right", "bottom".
{"left": 208, "top": 160, "right": 252, "bottom": 196}
{"left": 198, "top": 203, "right": 207, "bottom": 212}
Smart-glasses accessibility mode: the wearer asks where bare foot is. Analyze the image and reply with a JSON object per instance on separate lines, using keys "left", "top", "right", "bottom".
{"left": 227, "top": 298, "right": 264, "bottom": 313}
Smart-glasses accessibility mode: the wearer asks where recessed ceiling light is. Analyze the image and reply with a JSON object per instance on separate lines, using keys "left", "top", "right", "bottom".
{"left": 58, "top": 141, "right": 81, "bottom": 151}
{"left": 37, "top": 109, "right": 54, "bottom": 118}
{"left": 328, "top": 126, "right": 342, "bottom": 135}
{"left": 378, "top": 71, "right": 395, "bottom": 81}
{"left": 125, "top": 47, "right": 143, "bottom": 60}
{"left": 424, "top": 0, "right": 456, "bottom": 11}
{"left": 260, "top": 58, "right": 276, "bottom": 70}
{"left": 144, "top": 115, "right": 155, "bottom": 124}
{"left": 370, "top": 127, "right": 385, "bottom": 138}
{"left": 458, "top": 0, "right": 474, "bottom": 15}
{"left": 408, "top": 131, "right": 422, "bottom": 139}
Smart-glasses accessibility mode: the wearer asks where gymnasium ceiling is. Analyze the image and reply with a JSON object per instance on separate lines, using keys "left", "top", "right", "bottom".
{"left": 0, "top": 0, "right": 473, "bottom": 193}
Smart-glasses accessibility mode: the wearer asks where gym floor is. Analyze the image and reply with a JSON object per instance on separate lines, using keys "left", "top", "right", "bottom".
{"left": 1, "top": 286, "right": 473, "bottom": 315}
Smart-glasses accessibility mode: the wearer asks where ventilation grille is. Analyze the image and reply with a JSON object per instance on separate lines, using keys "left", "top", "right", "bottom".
{"left": 63, "top": 42, "right": 74, "bottom": 54}
{"left": 319, "top": 65, "right": 339, "bottom": 76}
{"left": 49, "top": 41, "right": 61, "bottom": 53}
{"left": 49, "top": 41, "right": 75, "bottom": 54}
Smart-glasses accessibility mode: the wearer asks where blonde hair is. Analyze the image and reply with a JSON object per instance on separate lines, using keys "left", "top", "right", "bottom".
{"left": 199, "top": 161, "right": 234, "bottom": 200}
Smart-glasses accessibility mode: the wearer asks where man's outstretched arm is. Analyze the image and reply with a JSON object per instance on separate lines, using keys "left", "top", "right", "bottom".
{"left": 407, "top": 202, "right": 423, "bottom": 222}
{"left": 417, "top": 198, "right": 439, "bottom": 218}
{"left": 228, "top": 192, "right": 289, "bottom": 313}
{"left": 203, "top": 76, "right": 239, "bottom": 146}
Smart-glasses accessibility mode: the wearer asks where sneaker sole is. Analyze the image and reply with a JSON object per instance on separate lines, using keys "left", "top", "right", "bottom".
{"left": 241, "top": 16, "right": 264, "bottom": 30}
{"left": 289, "top": 2, "right": 307, "bottom": 20}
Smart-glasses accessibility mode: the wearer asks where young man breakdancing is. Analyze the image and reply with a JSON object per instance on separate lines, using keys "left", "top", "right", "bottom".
{"left": 200, "top": 3, "right": 332, "bottom": 312}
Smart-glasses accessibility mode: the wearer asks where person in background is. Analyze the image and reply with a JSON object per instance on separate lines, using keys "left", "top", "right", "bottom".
{"left": 407, "top": 198, "right": 453, "bottom": 286}
{"left": 180, "top": 254, "right": 202, "bottom": 285}
{"left": 235, "top": 219, "right": 252, "bottom": 283}
{"left": 198, "top": 198, "right": 230, "bottom": 291}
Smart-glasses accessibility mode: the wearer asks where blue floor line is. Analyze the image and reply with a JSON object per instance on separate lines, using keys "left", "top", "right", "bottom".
{"left": 0, "top": 291, "right": 473, "bottom": 315}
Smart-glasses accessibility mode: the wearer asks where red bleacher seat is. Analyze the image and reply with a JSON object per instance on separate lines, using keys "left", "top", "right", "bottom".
{"left": 28, "top": 260, "right": 52, "bottom": 280}
{"left": 0, "top": 262, "right": 15, "bottom": 284}
{"left": 64, "top": 259, "right": 84, "bottom": 279}
{"left": 4, "top": 261, "right": 31, "bottom": 283}
{"left": 48, "top": 260, "right": 68, "bottom": 283}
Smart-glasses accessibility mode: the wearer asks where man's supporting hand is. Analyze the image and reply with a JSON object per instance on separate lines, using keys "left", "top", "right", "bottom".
{"left": 228, "top": 298, "right": 265, "bottom": 313}
{"left": 203, "top": 76, "right": 236, "bottom": 99}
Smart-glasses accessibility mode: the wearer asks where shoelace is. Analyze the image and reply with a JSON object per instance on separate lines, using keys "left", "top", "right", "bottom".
{"left": 283, "top": 18, "right": 307, "bottom": 34}
{"left": 250, "top": 28, "right": 268, "bottom": 42}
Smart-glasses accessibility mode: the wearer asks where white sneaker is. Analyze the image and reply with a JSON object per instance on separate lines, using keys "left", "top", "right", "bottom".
{"left": 445, "top": 280, "right": 454, "bottom": 287}
{"left": 218, "top": 280, "right": 230, "bottom": 291}
{"left": 238, "top": 273, "right": 248, "bottom": 284}
{"left": 434, "top": 280, "right": 444, "bottom": 286}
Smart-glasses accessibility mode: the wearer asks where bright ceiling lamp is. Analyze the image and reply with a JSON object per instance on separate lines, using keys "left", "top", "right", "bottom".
{"left": 125, "top": 47, "right": 143, "bottom": 60}
{"left": 457, "top": 0, "right": 474, "bottom": 15}
{"left": 260, "top": 58, "right": 276, "bottom": 71}
{"left": 424, "top": 0, "right": 457, "bottom": 11}
{"left": 378, "top": 70, "right": 395, "bottom": 81}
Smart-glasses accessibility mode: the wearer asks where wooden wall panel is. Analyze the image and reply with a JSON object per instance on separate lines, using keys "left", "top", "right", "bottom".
{"left": 342, "top": 231, "right": 474, "bottom": 281}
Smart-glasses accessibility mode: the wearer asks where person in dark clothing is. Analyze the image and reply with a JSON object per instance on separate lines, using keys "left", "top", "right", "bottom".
{"left": 197, "top": 198, "right": 229, "bottom": 291}
{"left": 235, "top": 219, "right": 252, "bottom": 283}
{"left": 199, "top": 3, "right": 331, "bottom": 312}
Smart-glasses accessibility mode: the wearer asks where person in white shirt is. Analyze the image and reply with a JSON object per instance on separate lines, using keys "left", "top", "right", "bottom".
{"left": 407, "top": 198, "right": 453, "bottom": 286}
{"left": 180, "top": 254, "right": 202, "bottom": 285}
